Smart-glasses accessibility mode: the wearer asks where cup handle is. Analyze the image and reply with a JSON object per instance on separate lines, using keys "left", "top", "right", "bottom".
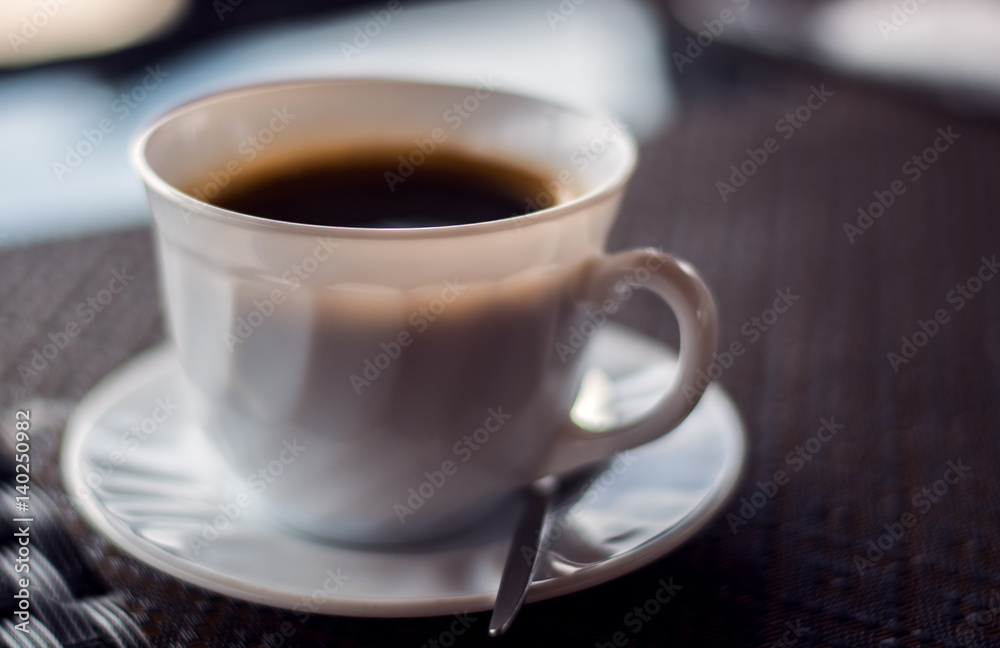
{"left": 535, "top": 248, "right": 719, "bottom": 478}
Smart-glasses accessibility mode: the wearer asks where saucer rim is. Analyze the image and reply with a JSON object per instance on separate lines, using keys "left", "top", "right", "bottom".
{"left": 62, "top": 328, "right": 746, "bottom": 617}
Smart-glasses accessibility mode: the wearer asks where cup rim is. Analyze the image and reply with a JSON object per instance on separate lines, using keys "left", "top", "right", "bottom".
{"left": 132, "top": 77, "right": 638, "bottom": 240}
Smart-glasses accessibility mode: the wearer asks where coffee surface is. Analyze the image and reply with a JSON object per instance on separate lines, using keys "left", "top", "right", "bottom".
{"left": 203, "top": 150, "right": 548, "bottom": 228}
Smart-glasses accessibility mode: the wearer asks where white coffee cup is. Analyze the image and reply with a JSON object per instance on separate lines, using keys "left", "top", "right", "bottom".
{"left": 133, "top": 79, "right": 718, "bottom": 545}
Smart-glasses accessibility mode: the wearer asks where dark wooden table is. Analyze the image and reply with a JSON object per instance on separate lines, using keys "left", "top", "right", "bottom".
{"left": 2, "top": 28, "right": 999, "bottom": 648}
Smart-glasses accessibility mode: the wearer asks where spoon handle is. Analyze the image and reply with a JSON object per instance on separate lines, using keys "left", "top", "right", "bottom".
{"left": 488, "top": 476, "right": 557, "bottom": 638}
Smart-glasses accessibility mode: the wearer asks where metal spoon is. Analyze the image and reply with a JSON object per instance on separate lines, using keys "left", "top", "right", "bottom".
{"left": 488, "top": 475, "right": 557, "bottom": 638}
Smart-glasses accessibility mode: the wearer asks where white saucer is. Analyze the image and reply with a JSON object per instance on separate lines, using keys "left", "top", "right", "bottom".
{"left": 62, "top": 323, "right": 746, "bottom": 617}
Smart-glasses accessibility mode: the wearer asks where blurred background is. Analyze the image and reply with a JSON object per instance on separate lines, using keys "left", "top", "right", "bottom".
{"left": 2, "top": 0, "right": 999, "bottom": 247}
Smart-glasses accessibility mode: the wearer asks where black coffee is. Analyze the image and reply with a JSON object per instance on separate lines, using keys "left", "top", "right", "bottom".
{"left": 203, "top": 150, "right": 548, "bottom": 228}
